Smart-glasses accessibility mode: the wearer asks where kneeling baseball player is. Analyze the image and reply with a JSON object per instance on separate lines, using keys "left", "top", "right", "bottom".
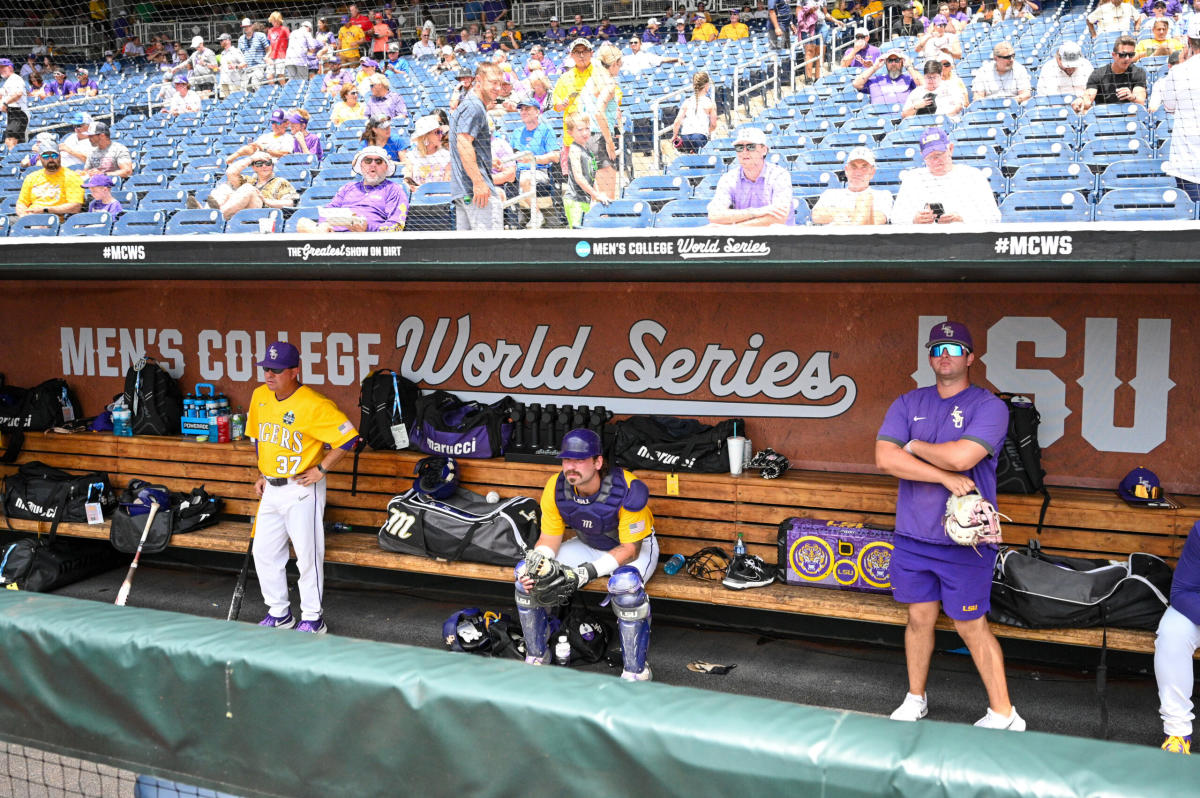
{"left": 515, "top": 428, "right": 659, "bottom": 681}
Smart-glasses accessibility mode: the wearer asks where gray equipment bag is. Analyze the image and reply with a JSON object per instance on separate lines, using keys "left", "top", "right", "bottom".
{"left": 377, "top": 485, "right": 540, "bottom": 566}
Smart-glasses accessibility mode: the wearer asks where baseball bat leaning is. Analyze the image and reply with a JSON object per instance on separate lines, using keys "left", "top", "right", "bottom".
{"left": 114, "top": 500, "right": 161, "bottom": 607}
{"left": 227, "top": 519, "right": 256, "bottom": 622}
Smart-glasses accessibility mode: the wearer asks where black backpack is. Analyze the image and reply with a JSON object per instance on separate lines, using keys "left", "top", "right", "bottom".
{"left": 610, "top": 416, "right": 744, "bottom": 473}
{"left": 993, "top": 392, "right": 1050, "bottom": 535}
{"left": 0, "top": 376, "right": 83, "bottom": 462}
{"left": 122, "top": 359, "right": 183, "bottom": 436}
{"left": 358, "top": 369, "right": 420, "bottom": 450}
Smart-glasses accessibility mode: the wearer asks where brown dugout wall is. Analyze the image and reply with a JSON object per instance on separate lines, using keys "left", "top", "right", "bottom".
{"left": 0, "top": 590, "right": 1193, "bottom": 798}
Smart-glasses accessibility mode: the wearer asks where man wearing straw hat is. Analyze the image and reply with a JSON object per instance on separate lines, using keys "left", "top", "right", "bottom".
{"left": 297, "top": 146, "right": 408, "bottom": 232}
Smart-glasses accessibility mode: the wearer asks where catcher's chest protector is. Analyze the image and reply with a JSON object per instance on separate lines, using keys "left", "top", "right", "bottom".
{"left": 554, "top": 471, "right": 626, "bottom": 550}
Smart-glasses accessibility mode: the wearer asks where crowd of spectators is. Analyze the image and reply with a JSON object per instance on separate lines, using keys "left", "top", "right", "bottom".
{"left": 0, "top": 0, "right": 1194, "bottom": 233}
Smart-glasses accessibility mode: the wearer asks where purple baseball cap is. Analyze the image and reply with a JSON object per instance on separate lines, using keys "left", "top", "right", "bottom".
{"left": 287, "top": 110, "right": 307, "bottom": 124}
{"left": 925, "top": 321, "right": 974, "bottom": 352}
{"left": 83, "top": 173, "right": 114, "bottom": 188}
{"left": 257, "top": 341, "right": 300, "bottom": 370}
{"left": 920, "top": 126, "right": 951, "bottom": 157}
{"left": 173, "top": 74, "right": 189, "bottom": 85}
{"left": 270, "top": 108, "right": 286, "bottom": 123}
{"left": 361, "top": 58, "right": 379, "bottom": 68}
{"left": 1117, "top": 466, "right": 1164, "bottom": 503}
{"left": 0, "top": 58, "right": 13, "bottom": 68}
{"left": 930, "top": 14, "right": 949, "bottom": 25}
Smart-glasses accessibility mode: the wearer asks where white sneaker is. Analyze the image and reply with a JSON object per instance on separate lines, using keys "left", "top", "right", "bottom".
{"left": 889, "top": 692, "right": 928, "bottom": 721}
{"left": 974, "top": 707, "right": 1026, "bottom": 731}
{"left": 524, "top": 654, "right": 545, "bottom": 666}
{"left": 620, "top": 665, "right": 653, "bottom": 682}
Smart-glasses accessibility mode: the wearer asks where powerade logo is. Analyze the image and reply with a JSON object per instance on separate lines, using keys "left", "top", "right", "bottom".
{"left": 575, "top": 241, "right": 591, "bottom": 258}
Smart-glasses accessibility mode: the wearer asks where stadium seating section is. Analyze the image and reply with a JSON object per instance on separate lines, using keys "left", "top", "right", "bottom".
{"left": 3, "top": 0, "right": 1197, "bottom": 235}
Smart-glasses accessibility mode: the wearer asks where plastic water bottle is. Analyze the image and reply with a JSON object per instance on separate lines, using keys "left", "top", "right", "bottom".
{"left": 231, "top": 410, "right": 246, "bottom": 441}
{"left": 554, "top": 634, "right": 571, "bottom": 666}
{"left": 216, "top": 412, "right": 231, "bottom": 443}
{"left": 663, "top": 553, "right": 686, "bottom": 575}
{"left": 112, "top": 406, "right": 132, "bottom": 437}
{"left": 734, "top": 531, "right": 746, "bottom": 557}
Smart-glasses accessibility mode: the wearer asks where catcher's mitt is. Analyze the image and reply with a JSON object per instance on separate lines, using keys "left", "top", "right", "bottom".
{"left": 684, "top": 546, "right": 732, "bottom": 580}
{"left": 944, "top": 491, "right": 1011, "bottom": 552}
{"left": 524, "top": 550, "right": 590, "bottom": 606}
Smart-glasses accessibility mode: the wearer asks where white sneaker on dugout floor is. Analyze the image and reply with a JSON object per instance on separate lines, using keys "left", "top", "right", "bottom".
{"left": 974, "top": 707, "right": 1026, "bottom": 731}
{"left": 889, "top": 692, "right": 928, "bottom": 721}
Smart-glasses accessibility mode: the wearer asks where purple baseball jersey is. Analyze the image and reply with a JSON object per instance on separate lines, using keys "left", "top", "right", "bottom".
{"left": 1171, "top": 521, "right": 1200, "bottom": 625}
{"left": 877, "top": 384, "right": 1008, "bottom": 546}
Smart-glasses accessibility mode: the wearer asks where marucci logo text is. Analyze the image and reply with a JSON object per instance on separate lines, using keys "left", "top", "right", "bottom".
{"left": 993, "top": 235, "right": 1073, "bottom": 255}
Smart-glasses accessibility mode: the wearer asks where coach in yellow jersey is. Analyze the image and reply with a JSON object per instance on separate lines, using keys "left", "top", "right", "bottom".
{"left": 248, "top": 341, "right": 359, "bottom": 634}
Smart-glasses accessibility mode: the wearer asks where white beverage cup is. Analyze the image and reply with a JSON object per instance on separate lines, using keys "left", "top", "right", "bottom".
{"left": 258, "top": 217, "right": 275, "bottom": 233}
{"left": 727, "top": 436, "right": 747, "bottom": 476}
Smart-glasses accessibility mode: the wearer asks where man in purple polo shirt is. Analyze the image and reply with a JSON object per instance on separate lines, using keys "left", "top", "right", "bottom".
{"left": 706, "top": 127, "right": 794, "bottom": 226}
{"left": 876, "top": 321, "right": 1024, "bottom": 732}
{"left": 297, "top": 145, "right": 407, "bottom": 232}
{"left": 853, "top": 49, "right": 921, "bottom": 106}
{"left": 841, "top": 27, "right": 881, "bottom": 69}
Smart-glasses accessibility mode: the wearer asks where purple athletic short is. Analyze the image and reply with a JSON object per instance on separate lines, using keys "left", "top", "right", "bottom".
{"left": 891, "top": 534, "right": 996, "bottom": 620}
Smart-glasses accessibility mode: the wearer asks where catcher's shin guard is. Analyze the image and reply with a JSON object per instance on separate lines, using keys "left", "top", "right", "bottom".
{"left": 514, "top": 561, "right": 550, "bottom": 662}
{"left": 608, "top": 566, "right": 651, "bottom": 675}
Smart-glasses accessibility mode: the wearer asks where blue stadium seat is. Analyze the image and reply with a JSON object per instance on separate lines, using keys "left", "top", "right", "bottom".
{"left": 999, "top": 190, "right": 1092, "bottom": 223}
{"left": 226, "top": 208, "right": 284, "bottom": 234}
{"left": 789, "top": 197, "right": 811, "bottom": 226}
{"left": 124, "top": 173, "right": 167, "bottom": 194}
{"left": 275, "top": 166, "right": 312, "bottom": 190}
{"left": 653, "top": 199, "right": 712, "bottom": 227}
{"left": 1093, "top": 187, "right": 1195, "bottom": 222}
{"left": 796, "top": 148, "right": 850, "bottom": 170}
{"left": 10, "top": 213, "right": 61, "bottom": 237}
{"left": 1078, "top": 138, "right": 1153, "bottom": 170}
{"left": 111, "top": 210, "right": 166, "bottom": 236}
{"left": 284, "top": 207, "right": 320, "bottom": 233}
{"left": 139, "top": 190, "right": 187, "bottom": 212}
{"left": 278, "top": 153, "right": 318, "bottom": 169}
{"left": 790, "top": 169, "right": 841, "bottom": 192}
{"left": 312, "top": 166, "right": 354, "bottom": 185}
{"left": 1009, "top": 122, "right": 1077, "bottom": 149}
{"left": 407, "top": 182, "right": 456, "bottom": 231}
{"left": 691, "top": 173, "right": 722, "bottom": 199}
{"left": 0, "top": 214, "right": 10, "bottom": 236}
{"left": 1098, "top": 158, "right": 1173, "bottom": 192}
{"left": 666, "top": 154, "right": 721, "bottom": 182}
{"left": 60, "top": 212, "right": 115, "bottom": 237}
{"left": 298, "top": 184, "right": 341, "bottom": 207}
{"left": 999, "top": 140, "right": 1073, "bottom": 175}
{"left": 582, "top": 200, "right": 654, "bottom": 228}
{"left": 822, "top": 131, "right": 871, "bottom": 150}
{"left": 1009, "top": 162, "right": 1094, "bottom": 196}
{"left": 625, "top": 175, "right": 691, "bottom": 210}
{"left": 165, "top": 209, "right": 227, "bottom": 235}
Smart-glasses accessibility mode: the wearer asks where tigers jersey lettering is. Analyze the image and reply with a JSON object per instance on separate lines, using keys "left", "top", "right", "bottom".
{"left": 248, "top": 384, "right": 358, "bottom": 477}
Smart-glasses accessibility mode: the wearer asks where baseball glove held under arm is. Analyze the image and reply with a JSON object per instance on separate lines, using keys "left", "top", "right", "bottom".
{"left": 944, "top": 491, "right": 1011, "bottom": 552}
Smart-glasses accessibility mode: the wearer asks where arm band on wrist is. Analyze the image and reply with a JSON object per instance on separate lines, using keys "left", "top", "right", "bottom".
{"left": 904, "top": 441, "right": 915, "bottom": 455}
{"left": 591, "top": 553, "right": 621, "bottom": 579}
{"left": 317, "top": 463, "right": 326, "bottom": 474}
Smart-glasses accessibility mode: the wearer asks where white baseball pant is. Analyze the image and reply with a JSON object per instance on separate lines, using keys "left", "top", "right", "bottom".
{"left": 253, "top": 478, "right": 326, "bottom": 621}
{"left": 554, "top": 535, "right": 661, "bottom": 584}
{"left": 1155, "top": 605, "right": 1200, "bottom": 737}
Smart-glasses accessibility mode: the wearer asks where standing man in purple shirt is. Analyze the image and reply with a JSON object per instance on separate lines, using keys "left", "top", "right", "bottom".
{"left": 1155, "top": 519, "right": 1200, "bottom": 753}
{"left": 853, "top": 49, "right": 921, "bottom": 106}
{"left": 545, "top": 16, "right": 566, "bottom": 43}
{"left": 876, "top": 321, "right": 1025, "bottom": 732}
{"left": 643, "top": 18, "right": 663, "bottom": 43}
{"left": 297, "top": 145, "right": 407, "bottom": 232}
{"left": 706, "top": 127, "right": 795, "bottom": 226}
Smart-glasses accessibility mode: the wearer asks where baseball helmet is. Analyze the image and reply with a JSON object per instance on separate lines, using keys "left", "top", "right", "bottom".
{"left": 413, "top": 455, "right": 458, "bottom": 499}
{"left": 442, "top": 608, "right": 492, "bottom": 653}
{"left": 556, "top": 428, "right": 602, "bottom": 460}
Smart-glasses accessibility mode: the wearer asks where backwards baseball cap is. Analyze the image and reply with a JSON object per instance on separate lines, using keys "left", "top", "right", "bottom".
{"left": 1117, "top": 467, "right": 1165, "bottom": 504}
{"left": 270, "top": 108, "right": 286, "bottom": 123}
{"left": 845, "top": 145, "right": 876, "bottom": 167}
{"left": 83, "top": 173, "right": 114, "bottom": 188}
{"left": 257, "top": 341, "right": 300, "bottom": 370}
{"left": 920, "top": 126, "right": 951, "bottom": 156}
{"left": 925, "top": 321, "right": 974, "bottom": 352}
{"left": 733, "top": 126, "right": 767, "bottom": 146}
{"left": 1058, "top": 41, "right": 1083, "bottom": 64}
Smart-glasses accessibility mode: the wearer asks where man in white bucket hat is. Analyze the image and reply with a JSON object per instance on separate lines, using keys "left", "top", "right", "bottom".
{"left": 297, "top": 145, "right": 408, "bottom": 232}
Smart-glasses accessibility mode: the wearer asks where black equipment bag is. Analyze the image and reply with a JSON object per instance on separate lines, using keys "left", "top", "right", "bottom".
{"left": 560, "top": 598, "right": 613, "bottom": 664}
{"left": 358, "top": 369, "right": 421, "bottom": 451}
{"left": 609, "top": 416, "right": 745, "bottom": 473}
{"left": 994, "top": 392, "right": 1051, "bottom": 536}
{"left": 3, "top": 461, "right": 116, "bottom": 524}
{"left": 378, "top": 485, "right": 539, "bottom": 566}
{"left": 408, "top": 390, "right": 516, "bottom": 459}
{"left": 122, "top": 358, "right": 183, "bottom": 436}
{"left": 0, "top": 486, "right": 123, "bottom": 592}
{"left": 0, "top": 376, "right": 83, "bottom": 462}
{"left": 989, "top": 542, "right": 1172, "bottom": 630}
{"left": 108, "top": 481, "right": 222, "bottom": 555}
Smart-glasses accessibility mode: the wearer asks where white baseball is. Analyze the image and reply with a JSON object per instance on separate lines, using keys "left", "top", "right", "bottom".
{"left": 486, "top": 491, "right": 500, "bottom": 503}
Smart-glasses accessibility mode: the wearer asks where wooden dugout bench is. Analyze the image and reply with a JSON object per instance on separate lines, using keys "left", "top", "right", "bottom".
{"left": 0, "top": 430, "right": 1193, "bottom": 657}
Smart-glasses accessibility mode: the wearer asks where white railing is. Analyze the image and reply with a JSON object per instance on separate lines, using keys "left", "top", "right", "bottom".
{"left": 25, "top": 94, "right": 116, "bottom": 139}
{"left": 731, "top": 57, "right": 780, "bottom": 128}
